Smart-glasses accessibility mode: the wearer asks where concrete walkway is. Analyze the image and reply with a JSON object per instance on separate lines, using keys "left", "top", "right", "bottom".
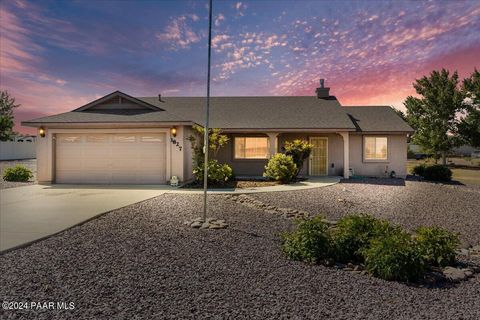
{"left": 0, "top": 177, "right": 339, "bottom": 253}
{"left": 172, "top": 176, "right": 340, "bottom": 194}
{"left": 0, "top": 184, "right": 171, "bottom": 252}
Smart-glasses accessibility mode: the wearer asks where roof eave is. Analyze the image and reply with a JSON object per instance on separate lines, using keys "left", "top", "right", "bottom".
{"left": 21, "top": 121, "right": 195, "bottom": 128}
{"left": 220, "top": 128, "right": 357, "bottom": 132}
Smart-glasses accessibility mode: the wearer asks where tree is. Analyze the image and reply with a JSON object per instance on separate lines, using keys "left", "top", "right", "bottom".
{"left": 187, "top": 125, "right": 231, "bottom": 184}
{"left": 391, "top": 107, "right": 413, "bottom": 143}
{"left": 404, "top": 69, "right": 464, "bottom": 165}
{"left": 458, "top": 69, "right": 480, "bottom": 148}
{"left": 392, "top": 107, "right": 407, "bottom": 122}
{"left": 0, "top": 91, "right": 19, "bottom": 141}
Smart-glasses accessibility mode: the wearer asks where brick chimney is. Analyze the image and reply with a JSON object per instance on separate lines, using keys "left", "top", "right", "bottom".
{"left": 316, "top": 78, "right": 330, "bottom": 99}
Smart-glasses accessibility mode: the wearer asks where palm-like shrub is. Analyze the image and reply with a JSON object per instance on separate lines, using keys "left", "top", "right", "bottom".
{"left": 284, "top": 140, "right": 313, "bottom": 177}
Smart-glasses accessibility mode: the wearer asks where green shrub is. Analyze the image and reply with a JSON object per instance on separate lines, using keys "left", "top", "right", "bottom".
{"left": 407, "top": 147, "right": 416, "bottom": 159}
{"left": 193, "top": 160, "right": 233, "bottom": 185}
{"left": 423, "top": 165, "right": 452, "bottom": 181}
{"left": 362, "top": 229, "right": 425, "bottom": 282}
{"left": 332, "top": 215, "right": 394, "bottom": 263}
{"left": 263, "top": 153, "right": 297, "bottom": 183}
{"left": 2, "top": 165, "right": 33, "bottom": 182}
{"left": 281, "top": 216, "right": 332, "bottom": 264}
{"left": 284, "top": 140, "right": 313, "bottom": 177}
{"left": 411, "top": 164, "right": 426, "bottom": 176}
{"left": 415, "top": 226, "right": 459, "bottom": 267}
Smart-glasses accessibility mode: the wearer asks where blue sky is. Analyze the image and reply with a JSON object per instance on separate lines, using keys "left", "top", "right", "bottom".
{"left": 0, "top": 0, "right": 479, "bottom": 134}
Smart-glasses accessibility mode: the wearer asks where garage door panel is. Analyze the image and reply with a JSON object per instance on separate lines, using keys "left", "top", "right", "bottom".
{"left": 56, "top": 133, "right": 166, "bottom": 184}
{"left": 139, "top": 148, "right": 164, "bottom": 156}
{"left": 56, "top": 170, "right": 112, "bottom": 184}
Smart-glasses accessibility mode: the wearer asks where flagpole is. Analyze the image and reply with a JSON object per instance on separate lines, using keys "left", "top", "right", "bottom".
{"left": 203, "top": 0, "right": 213, "bottom": 223}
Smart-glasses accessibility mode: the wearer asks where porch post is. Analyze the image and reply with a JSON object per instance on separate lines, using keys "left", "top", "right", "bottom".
{"left": 339, "top": 132, "right": 350, "bottom": 179}
{"left": 267, "top": 132, "right": 279, "bottom": 158}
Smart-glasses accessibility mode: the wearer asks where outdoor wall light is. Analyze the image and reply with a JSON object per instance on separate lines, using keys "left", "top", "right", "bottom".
{"left": 170, "top": 127, "right": 177, "bottom": 137}
{"left": 39, "top": 127, "right": 46, "bottom": 138}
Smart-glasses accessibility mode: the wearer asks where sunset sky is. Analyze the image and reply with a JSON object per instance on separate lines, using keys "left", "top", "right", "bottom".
{"left": 1, "top": 0, "right": 479, "bottom": 134}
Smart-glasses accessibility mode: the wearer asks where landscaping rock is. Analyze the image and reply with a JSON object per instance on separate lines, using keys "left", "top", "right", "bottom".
{"left": 464, "top": 269, "right": 474, "bottom": 278}
{"left": 190, "top": 221, "right": 202, "bottom": 228}
{"left": 184, "top": 218, "right": 228, "bottom": 230}
{"left": 443, "top": 266, "right": 468, "bottom": 282}
{"left": 353, "top": 265, "right": 363, "bottom": 271}
{"left": 456, "top": 248, "right": 470, "bottom": 256}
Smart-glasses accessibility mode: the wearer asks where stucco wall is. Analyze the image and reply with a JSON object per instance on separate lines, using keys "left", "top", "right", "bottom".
{"left": 349, "top": 134, "right": 408, "bottom": 178}
{"left": 36, "top": 133, "right": 54, "bottom": 183}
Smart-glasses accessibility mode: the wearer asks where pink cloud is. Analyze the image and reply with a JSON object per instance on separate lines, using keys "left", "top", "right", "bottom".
{"left": 156, "top": 15, "right": 201, "bottom": 50}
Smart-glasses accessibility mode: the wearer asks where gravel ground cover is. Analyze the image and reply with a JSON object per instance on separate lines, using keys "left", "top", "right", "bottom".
{"left": 0, "top": 159, "right": 36, "bottom": 189}
{"left": 1, "top": 188, "right": 480, "bottom": 320}
{"left": 251, "top": 179, "right": 480, "bottom": 247}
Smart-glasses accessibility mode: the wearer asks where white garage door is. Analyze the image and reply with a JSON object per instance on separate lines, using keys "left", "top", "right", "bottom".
{"left": 56, "top": 133, "right": 166, "bottom": 184}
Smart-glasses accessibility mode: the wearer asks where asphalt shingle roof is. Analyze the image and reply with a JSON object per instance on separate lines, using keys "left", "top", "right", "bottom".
{"left": 22, "top": 93, "right": 413, "bottom": 132}
{"left": 344, "top": 106, "right": 414, "bottom": 132}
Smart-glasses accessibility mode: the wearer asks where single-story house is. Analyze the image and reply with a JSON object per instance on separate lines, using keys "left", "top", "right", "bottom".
{"left": 23, "top": 82, "right": 413, "bottom": 184}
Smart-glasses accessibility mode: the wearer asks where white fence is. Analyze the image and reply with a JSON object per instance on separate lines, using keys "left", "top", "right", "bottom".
{"left": 0, "top": 141, "right": 36, "bottom": 160}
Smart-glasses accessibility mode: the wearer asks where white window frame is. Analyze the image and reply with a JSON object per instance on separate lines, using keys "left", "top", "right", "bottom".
{"left": 234, "top": 136, "right": 269, "bottom": 160}
{"left": 363, "top": 136, "right": 389, "bottom": 162}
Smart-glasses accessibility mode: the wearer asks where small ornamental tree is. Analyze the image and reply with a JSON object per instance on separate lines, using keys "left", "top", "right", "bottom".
{"left": 284, "top": 140, "right": 313, "bottom": 178}
{"left": 187, "top": 124, "right": 229, "bottom": 167}
{"left": 187, "top": 125, "right": 231, "bottom": 183}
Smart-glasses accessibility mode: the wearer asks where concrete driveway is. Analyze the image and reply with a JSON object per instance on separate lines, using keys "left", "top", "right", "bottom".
{"left": 0, "top": 184, "right": 172, "bottom": 252}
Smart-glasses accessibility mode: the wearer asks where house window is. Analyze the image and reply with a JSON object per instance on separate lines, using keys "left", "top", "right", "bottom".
{"left": 364, "top": 137, "right": 388, "bottom": 161}
{"left": 234, "top": 137, "right": 269, "bottom": 159}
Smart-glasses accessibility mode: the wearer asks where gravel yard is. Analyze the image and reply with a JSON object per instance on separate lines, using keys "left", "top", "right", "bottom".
{"left": 1, "top": 182, "right": 480, "bottom": 319}
{"left": 0, "top": 159, "right": 36, "bottom": 189}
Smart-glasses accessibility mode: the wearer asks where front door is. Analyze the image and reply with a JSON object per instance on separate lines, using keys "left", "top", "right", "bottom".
{"left": 309, "top": 137, "right": 328, "bottom": 176}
